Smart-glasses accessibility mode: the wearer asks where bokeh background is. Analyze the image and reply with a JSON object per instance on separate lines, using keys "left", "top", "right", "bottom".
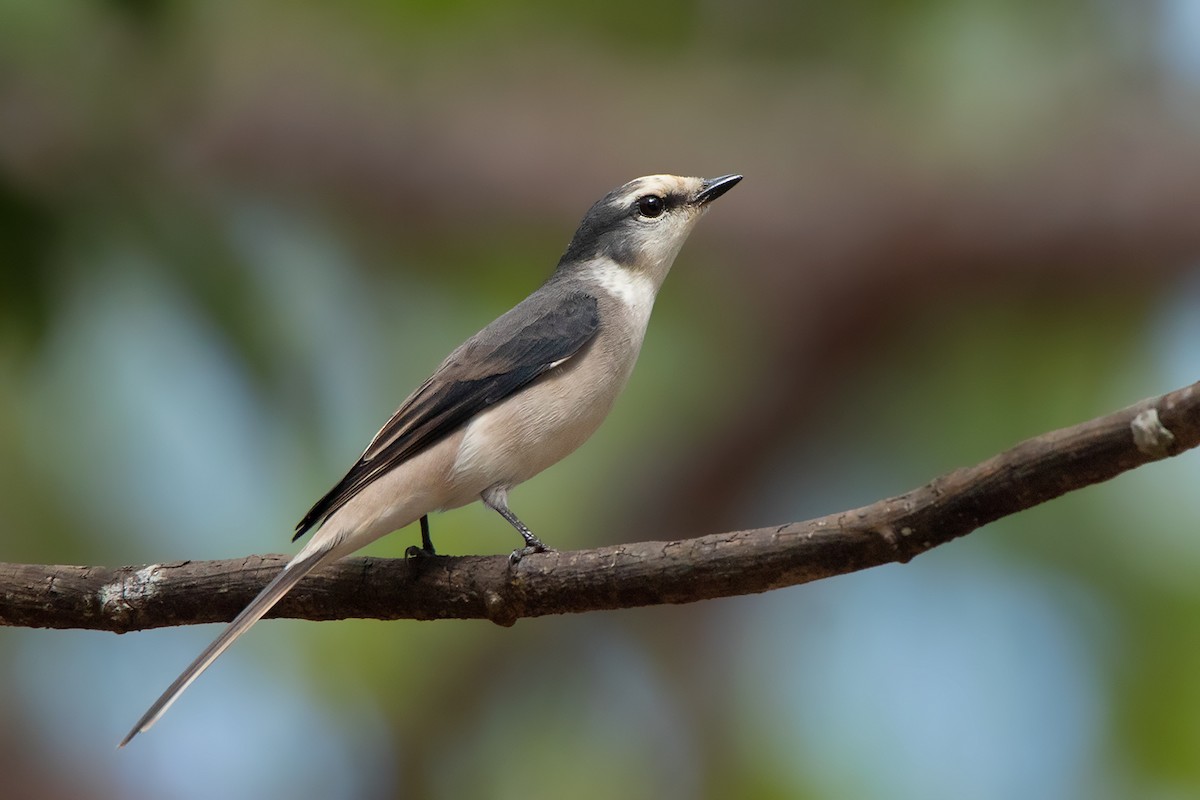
{"left": 3, "top": 1, "right": 1200, "bottom": 798}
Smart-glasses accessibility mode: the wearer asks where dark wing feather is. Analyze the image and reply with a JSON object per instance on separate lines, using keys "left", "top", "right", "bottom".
{"left": 293, "top": 289, "right": 600, "bottom": 540}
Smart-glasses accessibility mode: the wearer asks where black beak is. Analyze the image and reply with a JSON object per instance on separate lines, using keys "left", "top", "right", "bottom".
{"left": 695, "top": 174, "right": 743, "bottom": 206}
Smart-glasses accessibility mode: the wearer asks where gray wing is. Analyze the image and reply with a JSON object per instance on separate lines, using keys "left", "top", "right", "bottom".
{"left": 294, "top": 289, "right": 600, "bottom": 539}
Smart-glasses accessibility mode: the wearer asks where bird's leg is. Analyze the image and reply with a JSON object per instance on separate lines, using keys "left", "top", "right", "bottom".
{"left": 481, "top": 486, "right": 550, "bottom": 563}
{"left": 495, "top": 505, "right": 549, "bottom": 562}
{"left": 404, "top": 515, "right": 438, "bottom": 558}
{"left": 420, "top": 514, "right": 435, "bottom": 553}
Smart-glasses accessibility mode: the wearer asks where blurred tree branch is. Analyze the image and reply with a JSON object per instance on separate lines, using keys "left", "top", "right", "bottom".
{"left": 2, "top": 379, "right": 1197, "bottom": 633}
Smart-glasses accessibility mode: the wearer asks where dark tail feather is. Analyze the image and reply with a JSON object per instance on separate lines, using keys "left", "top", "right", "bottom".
{"left": 118, "top": 548, "right": 333, "bottom": 748}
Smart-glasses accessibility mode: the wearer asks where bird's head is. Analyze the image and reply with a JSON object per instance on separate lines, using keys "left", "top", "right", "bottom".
{"left": 558, "top": 173, "right": 741, "bottom": 286}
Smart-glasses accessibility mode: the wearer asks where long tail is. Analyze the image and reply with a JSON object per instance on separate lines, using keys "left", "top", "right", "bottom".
{"left": 118, "top": 547, "right": 335, "bottom": 748}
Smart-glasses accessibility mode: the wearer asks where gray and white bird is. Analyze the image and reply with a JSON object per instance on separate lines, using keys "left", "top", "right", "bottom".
{"left": 119, "top": 172, "right": 741, "bottom": 746}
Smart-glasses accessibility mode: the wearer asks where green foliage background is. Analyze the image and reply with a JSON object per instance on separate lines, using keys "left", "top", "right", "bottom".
{"left": 2, "top": 1, "right": 1199, "bottom": 798}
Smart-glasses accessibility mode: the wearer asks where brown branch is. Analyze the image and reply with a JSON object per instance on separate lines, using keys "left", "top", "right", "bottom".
{"left": 2, "top": 380, "right": 1197, "bottom": 633}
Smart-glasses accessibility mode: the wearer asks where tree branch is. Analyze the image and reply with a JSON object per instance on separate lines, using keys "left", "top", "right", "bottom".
{"left": 2, "top": 380, "right": 1197, "bottom": 633}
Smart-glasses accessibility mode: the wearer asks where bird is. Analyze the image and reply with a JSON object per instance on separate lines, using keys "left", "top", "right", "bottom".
{"left": 119, "top": 172, "right": 742, "bottom": 747}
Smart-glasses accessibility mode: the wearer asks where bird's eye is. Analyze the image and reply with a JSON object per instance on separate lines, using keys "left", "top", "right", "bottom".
{"left": 636, "top": 195, "right": 665, "bottom": 218}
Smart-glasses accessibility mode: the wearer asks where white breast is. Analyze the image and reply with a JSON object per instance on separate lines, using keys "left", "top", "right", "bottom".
{"left": 447, "top": 265, "right": 659, "bottom": 505}
{"left": 589, "top": 261, "right": 657, "bottom": 338}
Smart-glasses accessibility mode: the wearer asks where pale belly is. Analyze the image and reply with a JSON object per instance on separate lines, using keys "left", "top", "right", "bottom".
{"left": 443, "top": 342, "right": 635, "bottom": 509}
{"left": 308, "top": 317, "right": 645, "bottom": 556}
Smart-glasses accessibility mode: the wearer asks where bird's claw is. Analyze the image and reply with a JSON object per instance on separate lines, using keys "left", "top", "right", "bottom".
{"left": 508, "top": 543, "right": 552, "bottom": 565}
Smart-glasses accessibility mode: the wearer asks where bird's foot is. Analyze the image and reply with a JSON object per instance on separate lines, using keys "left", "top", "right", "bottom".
{"left": 508, "top": 533, "right": 551, "bottom": 565}
{"left": 406, "top": 515, "right": 437, "bottom": 558}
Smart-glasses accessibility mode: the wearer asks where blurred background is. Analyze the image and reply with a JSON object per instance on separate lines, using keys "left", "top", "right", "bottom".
{"left": 2, "top": 1, "right": 1200, "bottom": 798}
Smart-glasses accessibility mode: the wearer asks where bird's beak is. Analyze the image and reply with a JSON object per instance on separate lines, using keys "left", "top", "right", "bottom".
{"left": 695, "top": 174, "right": 743, "bottom": 206}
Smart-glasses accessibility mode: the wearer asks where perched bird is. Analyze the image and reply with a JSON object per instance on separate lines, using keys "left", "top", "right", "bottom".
{"left": 120, "top": 172, "right": 742, "bottom": 746}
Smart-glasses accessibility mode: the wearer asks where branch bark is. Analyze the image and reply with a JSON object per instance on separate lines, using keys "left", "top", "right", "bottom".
{"left": 2, "top": 380, "right": 1197, "bottom": 633}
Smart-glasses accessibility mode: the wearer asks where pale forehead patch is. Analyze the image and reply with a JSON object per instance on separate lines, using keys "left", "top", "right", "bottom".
{"left": 609, "top": 174, "right": 700, "bottom": 207}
